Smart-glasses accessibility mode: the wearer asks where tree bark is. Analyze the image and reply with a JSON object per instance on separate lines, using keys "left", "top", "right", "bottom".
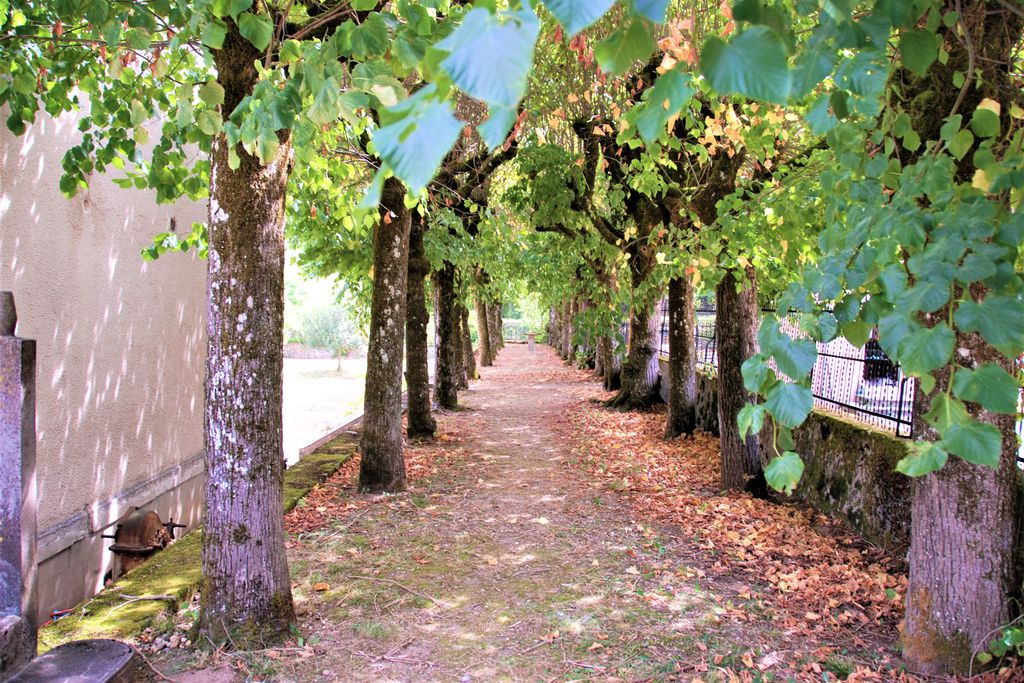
{"left": 895, "top": 3, "right": 1023, "bottom": 673}
{"left": 405, "top": 213, "right": 435, "bottom": 440}
{"left": 715, "top": 268, "right": 762, "bottom": 491}
{"left": 459, "top": 302, "right": 476, "bottom": 383}
{"left": 560, "top": 300, "right": 572, "bottom": 360}
{"left": 475, "top": 297, "right": 492, "bottom": 367}
{"left": 492, "top": 304, "right": 502, "bottom": 351}
{"left": 905, "top": 353, "right": 1020, "bottom": 674}
{"left": 433, "top": 262, "right": 459, "bottom": 409}
{"left": 358, "top": 177, "right": 410, "bottom": 492}
{"left": 200, "top": 24, "right": 294, "bottom": 643}
{"left": 665, "top": 276, "right": 697, "bottom": 439}
{"left": 606, "top": 253, "right": 661, "bottom": 409}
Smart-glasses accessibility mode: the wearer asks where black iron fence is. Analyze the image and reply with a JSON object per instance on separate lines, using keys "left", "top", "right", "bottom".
{"left": 658, "top": 299, "right": 916, "bottom": 437}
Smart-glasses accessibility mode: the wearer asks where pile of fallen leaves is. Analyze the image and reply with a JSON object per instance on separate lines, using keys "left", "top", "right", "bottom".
{"left": 557, "top": 402, "right": 908, "bottom": 651}
{"left": 285, "top": 415, "right": 475, "bottom": 535}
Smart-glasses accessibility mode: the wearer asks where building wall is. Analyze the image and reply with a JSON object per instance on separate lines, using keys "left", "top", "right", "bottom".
{"left": 0, "top": 111, "right": 207, "bottom": 620}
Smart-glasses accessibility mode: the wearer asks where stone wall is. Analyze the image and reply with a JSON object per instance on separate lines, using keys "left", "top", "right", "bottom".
{"left": 659, "top": 358, "right": 911, "bottom": 550}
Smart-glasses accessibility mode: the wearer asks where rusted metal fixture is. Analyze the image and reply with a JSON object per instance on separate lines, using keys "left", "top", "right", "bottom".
{"left": 103, "top": 510, "right": 183, "bottom": 574}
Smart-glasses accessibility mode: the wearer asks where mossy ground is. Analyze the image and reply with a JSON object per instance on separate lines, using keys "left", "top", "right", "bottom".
{"left": 36, "top": 436, "right": 356, "bottom": 654}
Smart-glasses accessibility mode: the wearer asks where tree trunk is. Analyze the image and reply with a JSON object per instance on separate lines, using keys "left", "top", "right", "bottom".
{"left": 201, "top": 24, "right": 294, "bottom": 643}
{"left": 904, "top": 311, "right": 1020, "bottom": 674}
{"left": 594, "top": 332, "right": 605, "bottom": 377}
{"left": 433, "top": 262, "right": 459, "bottom": 409}
{"left": 359, "top": 177, "right": 410, "bottom": 492}
{"left": 460, "top": 302, "right": 476, "bottom": 383}
{"left": 895, "top": 3, "right": 1023, "bottom": 674}
{"left": 405, "top": 214, "right": 435, "bottom": 440}
{"left": 475, "top": 297, "right": 492, "bottom": 367}
{"left": 665, "top": 276, "right": 697, "bottom": 439}
{"left": 560, "top": 300, "right": 572, "bottom": 360}
{"left": 607, "top": 254, "right": 661, "bottom": 409}
{"left": 487, "top": 301, "right": 502, "bottom": 357}
{"left": 489, "top": 301, "right": 501, "bottom": 350}
{"left": 715, "top": 267, "right": 762, "bottom": 491}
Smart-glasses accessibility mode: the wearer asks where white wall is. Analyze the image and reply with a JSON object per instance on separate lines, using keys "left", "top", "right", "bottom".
{"left": 0, "top": 109, "right": 208, "bottom": 614}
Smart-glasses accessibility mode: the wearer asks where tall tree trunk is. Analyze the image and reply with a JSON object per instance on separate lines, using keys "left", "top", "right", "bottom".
{"left": 665, "top": 276, "right": 697, "bottom": 438}
{"left": 460, "top": 302, "right": 476, "bottom": 383}
{"left": 560, "top": 300, "right": 572, "bottom": 359}
{"left": 475, "top": 297, "right": 492, "bottom": 367}
{"left": 201, "top": 25, "right": 294, "bottom": 643}
{"left": 433, "top": 262, "right": 459, "bottom": 409}
{"left": 489, "top": 301, "right": 501, "bottom": 350}
{"left": 359, "top": 178, "right": 410, "bottom": 492}
{"left": 405, "top": 214, "right": 435, "bottom": 440}
{"left": 715, "top": 267, "right": 762, "bottom": 491}
{"left": 607, "top": 255, "right": 661, "bottom": 410}
{"left": 487, "top": 301, "right": 502, "bottom": 357}
{"left": 893, "top": 3, "right": 1023, "bottom": 674}
{"left": 594, "top": 332, "right": 605, "bottom": 377}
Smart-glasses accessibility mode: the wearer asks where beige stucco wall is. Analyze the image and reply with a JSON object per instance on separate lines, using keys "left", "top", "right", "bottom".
{"left": 0, "top": 112, "right": 207, "bottom": 555}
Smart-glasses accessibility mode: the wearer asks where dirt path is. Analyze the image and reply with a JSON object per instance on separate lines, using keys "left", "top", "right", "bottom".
{"left": 154, "top": 343, "right": 911, "bottom": 682}
{"left": 272, "top": 344, "right": 736, "bottom": 682}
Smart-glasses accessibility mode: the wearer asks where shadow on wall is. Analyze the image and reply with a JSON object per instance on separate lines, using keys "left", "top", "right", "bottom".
{"left": 0, "top": 109, "right": 208, "bottom": 613}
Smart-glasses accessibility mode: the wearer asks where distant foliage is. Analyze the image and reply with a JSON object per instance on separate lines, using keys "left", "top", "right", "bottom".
{"left": 299, "top": 306, "right": 365, "bottom": 359}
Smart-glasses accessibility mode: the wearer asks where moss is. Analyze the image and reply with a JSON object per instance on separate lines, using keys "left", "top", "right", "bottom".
{"left": 38, "top": 433, "right": 357, "bottom": 650}
{"left": 38, "top": 531, "right": 203, "bottom": 653}
{"left": 282, "top": 435, "right": 358, "bottom": 512}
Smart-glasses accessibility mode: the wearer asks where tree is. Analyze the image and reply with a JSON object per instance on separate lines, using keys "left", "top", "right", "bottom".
{"left": 358, "top": 177, "right": 411, "bottom": 492}
{"left": 299, "top": 306, "right": 364, "bottom": 370}
{"left": 405, "top": 213, "right": 437, "bottom": 439}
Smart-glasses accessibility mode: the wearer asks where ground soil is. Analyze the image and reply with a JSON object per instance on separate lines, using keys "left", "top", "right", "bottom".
{"left": 142, "top": 344, "right": 1018, "bottom": 682}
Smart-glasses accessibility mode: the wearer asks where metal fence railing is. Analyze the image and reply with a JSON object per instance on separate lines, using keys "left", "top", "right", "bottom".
{"left": 657, "top": 299, "right": 916, "bottom": 438}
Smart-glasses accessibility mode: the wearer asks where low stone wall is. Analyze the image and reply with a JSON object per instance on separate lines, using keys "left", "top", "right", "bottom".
{"left": 659, "top": 358, "right": 911, "bottom": 550}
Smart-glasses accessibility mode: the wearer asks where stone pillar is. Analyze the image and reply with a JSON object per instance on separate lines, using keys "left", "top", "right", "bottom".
{"left": 0, "top": 291, "right": 37, "bottom": 677}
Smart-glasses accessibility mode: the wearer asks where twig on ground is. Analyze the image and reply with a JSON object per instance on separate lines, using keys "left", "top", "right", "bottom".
{"left": 342, "top": 575, "right": 453, "bottom": 608}
{"left": 113, "top": 594, "right": 177, "bottom": 611}
{"left": 131, "top": 644, "right": 178, "bottom": 682}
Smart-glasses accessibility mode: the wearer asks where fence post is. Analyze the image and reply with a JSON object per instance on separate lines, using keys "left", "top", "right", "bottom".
{"left": 0, "top": 292, "right": 37, "bottom": 675}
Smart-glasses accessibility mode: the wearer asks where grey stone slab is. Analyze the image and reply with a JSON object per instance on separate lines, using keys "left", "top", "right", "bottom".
{"left": 6, "top": 640, "right": 138, "bottom": 683}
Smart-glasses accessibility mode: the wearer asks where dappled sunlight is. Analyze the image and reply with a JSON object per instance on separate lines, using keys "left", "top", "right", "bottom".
{"left": 2, "top": 113, "right": 206, "bottom": 620}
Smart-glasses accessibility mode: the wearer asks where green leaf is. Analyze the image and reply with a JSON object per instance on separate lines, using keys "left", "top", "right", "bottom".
{"left": 629, "top": 68, "right": 694, "bottom": 144}
{"left": 896, "top": 441, "right": 948, "bottom": 476}
{"left": 758, "top": 318, "right": 817, "bottom": 381}
{"left": 478, "top": 104, "right": 518, "bottom": 150}
{"left": 899, "top": 325, "right": 954, "bottom": 376}
{"left": 955, "top": 296, "right": 1024, "bottom": 358}
{"left": 633, "top": 0, "right": 669, "bottom": 23}
{"left": 970, "top": 107, "right": 1000, "bottom": 139}
{"left": 238, "top": 12, "right": 273, "bottom": 51}
{"left": 738, "top": 402, "right": 766, "bottom": 440}
{"left": 942, "top": 420, "right": 1002, "bottom": 467}
{"left": 308, "top": 79, "right": 342, "bottom": 125}
{"left": 952, "top": 364, "right": 1019, "bottom": 415}
{"left": 741, "top": 354, "right": 770, "bottom": 392}
{"left": 196, "top": 110, "right": 222, "bottom": 136}
{"left": 765, "top": 451, "right": 804, "bottom": 495}
{"left": 439, "top": 5, "right": 539, "bottom": 107}
{"left": 948, "top": 128, "right": 973, "bottom": 160}
{"left": 542, "top": 0, "right": 615, "bottom": 35}
{"left": 899, "top": 29, "right": 940, "bottom": 76}
{"left": 227, "top": 0, "right": 253, "bottom": 19}
{"left": 198, "top": 81, "right": 225, "bottom": 106}
{"left": 764, "top": 382, "right": 813, "bottom": 428}
{"left": 201, "top": 18, "right": 228, "bottom": 49}
{"left": 594, "top": 18, "right": 655, "bottom": 75}
{"left": 373, "top": 90, "right": 463, "bottom": 194}
{"left": 701, "top": 26, "right": 791, "bottom": 104}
